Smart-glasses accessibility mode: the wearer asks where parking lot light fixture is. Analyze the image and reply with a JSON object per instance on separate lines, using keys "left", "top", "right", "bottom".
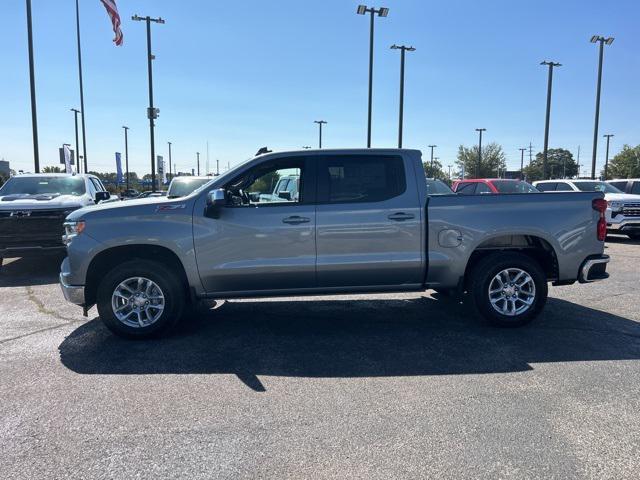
{"left": 589, "top": 35, "right": 614, "bottom": 179}
{"left": 540, "top": 61, "right": 561, "bottom": 180}
{"left": 356, "top": 4, "right": 389, "bottom": 148}
{"left": 314, "top": 120, "right": 327, "bottom": 149}
{"left": 391, "top": 45, "right": 416, "bottom": 148}
{"left": 475, "top": 128, "right": 486, "bottom": 178}
{"left": 603, "top": 134, "right": 614, "bottom": 180}
{"left": 428, "top": 145, "right": 437, "bottom": 171}
{"left": 519, "top": 147, "right": 526, "bottom": 177}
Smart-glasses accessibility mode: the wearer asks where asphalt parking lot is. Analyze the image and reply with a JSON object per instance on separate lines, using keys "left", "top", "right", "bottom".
{"left": 1, "top": 236, "right": 639, "bottom": 479}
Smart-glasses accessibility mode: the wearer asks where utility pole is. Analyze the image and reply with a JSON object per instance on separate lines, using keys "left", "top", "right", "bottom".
{"left": 540, "top": 61, "right": 561, "bottom": 180}
{"left": 589, "top": 35, "right": 614, "bottom": 179}
{"left": 196, "top": 152, "right": 200, "bottom": 176}
{"left": 475, "top": 128, "right": 486, "bottom": 178}
{"left": 390, "top": 44, "right": 415, "bottom": 148}
{"left": 576, "top": 145, "right": 581, "bottom": 177}
{"left": 603, "top": 134, "right": 614, "bottom": 180}
{"left": 519, "top": 147, "right": 526, "bottom": 177}
{"left": 71, "top": 109, "right": 81, "bottom": 173}
{"left": 529, "top": 142, "right": 533, "bottom": 166}
{"left": 132, "top": 14, "right": 165, "bottom": 192}
{"left": 168, "top": 141, "right": 172, "bottom": 180}
{"left": 26, "top": 0, "right": 40, "bottom": 172}
{"left": 74, "top": 0, "right": 88, "bottom": 173}
{"left": 216, "top": 159, "right": 220, "bottom": 176}
{"left": 356, "top": 5, "right": 389, "bottom": 148}
{"left": 428, "top": 144, "right": 437, "bottom": 172}
{"left": 448, "top": 164, "right": 452, "bottom": 180}
{"left": 314, "top": 120, "right": 327, "bottom": 148}
{"left": 122, "top": 126, "right": 129, "bottom": 191}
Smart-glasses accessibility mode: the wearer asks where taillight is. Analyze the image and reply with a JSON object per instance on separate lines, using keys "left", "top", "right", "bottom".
{"left": 592, "top": 198, "right": 607, "bottom": 241}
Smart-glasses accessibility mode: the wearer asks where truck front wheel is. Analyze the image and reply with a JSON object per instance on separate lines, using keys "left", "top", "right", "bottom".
{"left": 470, "top": 252, "right": 547, "bottom": 327}
{"left": 96, "top": 259, "right": 185, "bottom": 339}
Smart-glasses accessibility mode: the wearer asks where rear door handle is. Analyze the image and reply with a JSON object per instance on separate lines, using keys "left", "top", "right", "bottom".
{"left": 282, "top": 215, "right": 310, "bottom": 224}
{"left": 387, "top": 212, "right": 415, "bottom": 221}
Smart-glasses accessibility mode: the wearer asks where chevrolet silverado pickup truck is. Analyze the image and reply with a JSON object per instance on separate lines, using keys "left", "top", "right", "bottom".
{"left": 0, "top": 173, "right": 113, "bottom": 267}
{"left": 60, "top": 149, "right": 610, "bottom": 338}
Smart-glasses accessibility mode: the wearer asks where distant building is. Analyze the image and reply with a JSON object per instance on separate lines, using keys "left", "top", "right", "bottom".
{"left": 0, "top": 159, "right": 10, "bottom": 178}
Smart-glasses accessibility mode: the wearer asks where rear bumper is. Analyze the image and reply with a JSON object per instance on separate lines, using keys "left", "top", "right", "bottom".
{"left": 0, "top": 245, "right": 66, "bottom": 258}
{"left": 578, "top": 255, "right": 610, "bottom": 283}
{"left": 60, "top": 271, "right": 85, "bottom": 305}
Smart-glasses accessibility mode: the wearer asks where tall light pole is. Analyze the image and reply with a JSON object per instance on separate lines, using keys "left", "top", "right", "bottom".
{"left": 448, "top": 164, "right": 453, "bottom": 180}
{"left": 75, "top": 0, "right": 88, "bottom": 173}
{"left": 590, "top": 35, "right": 614, "bottom": 179}
{"left": 428, "top": 145, "right": 437, "bottom": 171}
{"left": 26, "top": 0, "right": 39, "bottom": 172}
{"left": 71, "top": 109, "right": 81, "bottom": 173}
{"left": 168, "top": 141, "right": 172, "bottom": 180}
{"left": 132, "top": 14, "right": 165, "bottom": 192}
{"left": 603, "top": 134, "right": 614, "bottom": 180}
{"left": 475, "top": 128, "right": 486, "bottom": 178}
{"left": 314, "top": 120, "right": 327, "bottom": 149}
{"left": 122, "top": 126, "right": 129, "bottom": 192}
{"left": 356, "top": 5, "right": 389, "bottom": 148}
{"left": 390, "top": 44, "right": 415, "bottom": 148}
{"left": 519, "top": 147, "right": 526, "bottom": 178}
{"left": 540, "top": 61, "right": 561, "bottom": 180}
{"left": 196, "top": 152, "right": 200, "bottom": 176}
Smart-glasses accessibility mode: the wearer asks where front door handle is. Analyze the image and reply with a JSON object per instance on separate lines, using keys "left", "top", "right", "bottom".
{"left": 387, "top": 212, "right": 415, "bottom": 221}
{"left": 282, "top": 215, "right": 310, "bottom": 224}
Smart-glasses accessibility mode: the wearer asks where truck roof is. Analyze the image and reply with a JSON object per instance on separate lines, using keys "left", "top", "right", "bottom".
{"left": 14, "top": 173, "right": 95, "bottom": 178}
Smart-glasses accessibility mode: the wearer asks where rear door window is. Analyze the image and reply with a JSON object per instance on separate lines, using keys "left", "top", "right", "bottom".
{"left": 631, "top": 182, "right": 640, "bottom": 195}
{"left": 554, "top": 182, "right": 573, "bottom": 191}
{"left": 475, "top": 183, "right": 493, "bottom": 194}
{"left": 317, "top": 155, "right": 405, "bottom": 204}
{"left": 455, "top": 182, "right": 477, "bottom": 195}
{"left": 536, "top": 182, "right": 557, "bottom": 192}
{"left": 609, "top": 181, "right": 627, "bottom": 192}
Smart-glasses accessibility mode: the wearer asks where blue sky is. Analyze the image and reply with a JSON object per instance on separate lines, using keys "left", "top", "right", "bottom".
{"left": 0, "top": 0, "right": 636, "bottom": 175}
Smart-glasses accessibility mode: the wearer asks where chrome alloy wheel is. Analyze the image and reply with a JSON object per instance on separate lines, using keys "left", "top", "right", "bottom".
{"left": 488, "top": 268, "right": 536, "bottom": 317}
{"left": 111, "top": 277, "right": 165, "bottom": 328}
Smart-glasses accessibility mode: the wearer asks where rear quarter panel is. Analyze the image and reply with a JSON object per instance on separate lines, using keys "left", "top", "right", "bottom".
{"left": 426, "top": 192, "right": 604, "bottom": 287}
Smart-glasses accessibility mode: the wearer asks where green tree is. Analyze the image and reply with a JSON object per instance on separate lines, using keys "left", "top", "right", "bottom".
{"left": 455, "top": 142, "right": 507, "bottom": 178}
{"left": 604, "top": 144, "right": 640, "bottom": 179}
{"left": 423, "top": 159, "right": 447, "bottom": 180}
{"left": 522, "top": 148, "right": 577, "bottom": 182}
{"left": 42, "top": 166, "right": 63, "bottom": 173}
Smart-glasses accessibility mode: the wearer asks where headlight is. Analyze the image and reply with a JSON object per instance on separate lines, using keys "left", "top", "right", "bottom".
{"left": 607, "top": 201, "right": 623, "bottom": 212}
{"left": 62, "top": 220, "right": 85, "bottom": 245}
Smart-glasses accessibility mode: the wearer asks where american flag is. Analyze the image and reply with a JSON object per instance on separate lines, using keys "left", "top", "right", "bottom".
{"left": 100, "top": 0, "right": 123, "bottom": 46}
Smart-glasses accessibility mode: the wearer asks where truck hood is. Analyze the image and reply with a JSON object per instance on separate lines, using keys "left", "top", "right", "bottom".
{"left": 603, "top": 193, "right": 640, "bottom": 203}
{"left": 66, "top": 196, "right": 173, "bottom": 221}
{"left": 0, "top": 193, "right": 86, "bottom": 210}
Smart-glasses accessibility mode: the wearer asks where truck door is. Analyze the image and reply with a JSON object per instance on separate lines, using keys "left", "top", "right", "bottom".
{"left": 193, "top": 156, "right": 316, "bottom": 293}
{"left": 315, "top": 154, "right": 423, "bottom": 287}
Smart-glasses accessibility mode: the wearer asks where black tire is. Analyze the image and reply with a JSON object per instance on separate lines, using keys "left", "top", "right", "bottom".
{"left": 96, "top": 259, "right": 186, "bottom": 339}
{"left": 469, "top": 252, "right": 548, "bottom": 327}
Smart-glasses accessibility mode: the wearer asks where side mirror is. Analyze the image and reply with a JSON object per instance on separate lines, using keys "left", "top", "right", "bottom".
{"left": 206, "top": 188, "right": 226, "bottom": 218}
{"left": 278, "top": 191, "right": 292, "bottom": 201}
{"left": 95, "top": 191, "right": 110, "bottom": 203}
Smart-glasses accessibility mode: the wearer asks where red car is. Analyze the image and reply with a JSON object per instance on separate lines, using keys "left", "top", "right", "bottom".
{"left": 451, "top": 178, "right": 539, "bottom": 195}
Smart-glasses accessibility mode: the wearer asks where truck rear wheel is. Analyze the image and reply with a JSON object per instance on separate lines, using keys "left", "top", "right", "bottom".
{"left": 470, "top": 252, "right": 547, "bottom": 327}
{"left": 96, "top": 259, "right": 185, "bottom": 339}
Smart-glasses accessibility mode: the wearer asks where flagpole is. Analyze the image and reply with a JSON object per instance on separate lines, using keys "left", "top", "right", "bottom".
{"left": 75, "top": 0, "right": 88, "bottom": 173}
{"left": 26, "top": 0, "right": 40, "bottom": 173}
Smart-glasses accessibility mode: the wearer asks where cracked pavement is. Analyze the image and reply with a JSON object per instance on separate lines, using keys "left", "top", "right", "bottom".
{"left": 1, "top": 236, "right": 639, "bottom": 479}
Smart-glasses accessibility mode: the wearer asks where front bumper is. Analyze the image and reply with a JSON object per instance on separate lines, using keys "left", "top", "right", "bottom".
{"left": 578, "top": 255, "right": 610, "bottom": 283}
{"left": 607, "top": 217, "right": 640, "bottom": 233}
{"left": 59, "top": 271, "right": 85, "bottom": 305}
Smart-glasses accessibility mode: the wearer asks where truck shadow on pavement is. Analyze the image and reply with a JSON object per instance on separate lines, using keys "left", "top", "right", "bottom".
{"left": 58, "top": 296, "right": 640, "bottom": 392}
{"left": 0, "top": 256, "right": 62, "bottom": 287}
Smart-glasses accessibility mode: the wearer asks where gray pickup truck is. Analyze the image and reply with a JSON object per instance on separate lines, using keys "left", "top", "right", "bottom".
{"left": 60, "top": 149, "right": 610, "bottom": 338}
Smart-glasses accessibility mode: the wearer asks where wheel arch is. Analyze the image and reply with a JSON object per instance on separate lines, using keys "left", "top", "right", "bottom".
{"left": 85, "top": 244, "right": 192, "bottom": 307}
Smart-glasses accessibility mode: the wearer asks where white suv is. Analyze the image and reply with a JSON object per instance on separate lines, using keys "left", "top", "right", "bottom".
{"left": 534, "top": 179, "right": 640, "bottom": 240}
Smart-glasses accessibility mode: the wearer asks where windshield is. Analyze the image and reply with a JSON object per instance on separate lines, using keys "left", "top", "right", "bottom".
{"left": 426, "top": 179, "right": 453, "bottom": 195}
{"left": 574, "top": 181, "right": 622, "bottom": 193}
{"left": 492, "top": 180, "right": 539, "bottom": 193}
{"left": 167, "top": 178, "right": 212, "bottom": 198}
{"left": 0, "top": 176, "right": 86, "bottom": 196}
